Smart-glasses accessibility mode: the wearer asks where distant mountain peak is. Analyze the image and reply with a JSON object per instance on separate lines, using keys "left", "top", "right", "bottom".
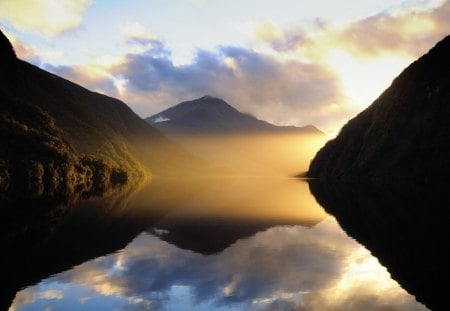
{"left": 200, "top": 95, "right": 221, "bottom": 100}
{"left": 146, "top": 96, "right": 323, "bottom": 135}
{"left": 172, "top": 96, "right": 237, "bottom": 112}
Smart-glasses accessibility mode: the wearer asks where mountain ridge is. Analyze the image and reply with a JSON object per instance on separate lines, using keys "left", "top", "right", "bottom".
{"left": 146, "top": 96, "right": 322, "bottom": 135}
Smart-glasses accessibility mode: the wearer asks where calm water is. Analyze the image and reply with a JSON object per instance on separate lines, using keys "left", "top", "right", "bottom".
{"left": 7, "top": 177, "right": 428, "bottom": 311}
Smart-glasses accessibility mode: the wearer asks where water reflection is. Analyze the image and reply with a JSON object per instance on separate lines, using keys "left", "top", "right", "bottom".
{"left": 10, "top": 217, "right": 427, "bottom": 311}
{"left": 309, "top": 180, "right": 450, "bottom": 311}
{"left": 3, "top": 176, "right": 324, "bottom": 309}
{"left": 149, "top": 178, "right": 327, "bottom": 254}
{"left": 0, "top": 179, "right": 153, "bottom": 310}
{"left": 7, "top": 178, "right": 426, "bottom": 311}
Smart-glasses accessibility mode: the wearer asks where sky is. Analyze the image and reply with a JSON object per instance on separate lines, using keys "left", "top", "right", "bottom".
{"left": 1, "top": 0, "right": 449, "bottom": 134}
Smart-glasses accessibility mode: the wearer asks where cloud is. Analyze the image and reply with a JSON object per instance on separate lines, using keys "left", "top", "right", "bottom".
{"left": 11, "top": 218, "right": 429, "bottom": 311}
{"left": 120, "top": 22, "right": 163, "bottom": 51}
{"left": 114, "top": 41, "right": 345, "bottom": 130}
{"left": 9, "top": 289, "right": 63, "bottom": 311}
{"left": 333, "top": 1, "right": 450, "bottom": 59}
{"left": 260, "top": 291, "right": 426, "bottom": 311}
{"left": 247, "top": 1, "right": 450, "bottom": 132}
{"left": 45, "top": 63, "right": 119, "bottom": 97}
{"left": 261, "top": 0, "right": 450, "bottom": 60}
{"left": 0, "top": 0, "right": 92, "bottom": 37}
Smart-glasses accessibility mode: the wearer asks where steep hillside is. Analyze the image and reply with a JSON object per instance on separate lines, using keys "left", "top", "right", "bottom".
{"left": 146, "top": 96, "right": 322, "bottom": 135}
{"left": 0, "top": 29, "right": 198, "bottom": 196}
{"left": 308, "top": 35, "right": 450, "bottom": 184}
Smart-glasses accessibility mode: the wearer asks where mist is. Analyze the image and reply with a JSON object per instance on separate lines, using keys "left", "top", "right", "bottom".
{"left": 154, "top": 132, "right": 327, "bottom": 178}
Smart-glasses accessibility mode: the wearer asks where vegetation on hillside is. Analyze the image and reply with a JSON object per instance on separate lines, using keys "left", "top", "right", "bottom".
{"left": 0, "top": 30, "right": 140, "bottom": 197}
{"left": 0, "top": 93, "right": 129, "bottom": 197}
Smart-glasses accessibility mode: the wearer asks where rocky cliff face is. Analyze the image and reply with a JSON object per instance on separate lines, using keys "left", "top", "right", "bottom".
{"left": 308, "top": 35, "right": 450, "bottom": 184}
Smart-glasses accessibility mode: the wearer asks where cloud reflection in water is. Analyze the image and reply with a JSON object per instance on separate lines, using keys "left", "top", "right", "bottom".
{"left": 11, "top": 217, "right": 428, "bottom": 311}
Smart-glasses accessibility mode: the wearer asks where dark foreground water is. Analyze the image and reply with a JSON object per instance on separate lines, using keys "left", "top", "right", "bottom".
{"left": 4, "top": 177, "right": 429, "bottom": 311}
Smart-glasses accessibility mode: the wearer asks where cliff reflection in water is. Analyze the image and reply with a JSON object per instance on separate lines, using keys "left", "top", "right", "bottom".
{"left": 7, "top": 178, "right": 429, "bottom": 311}
{"left": 309, "top": 180, "right": 449, "bottom": 311}
{"left": 0, "top": 178, "right": 151, "bottom": 310}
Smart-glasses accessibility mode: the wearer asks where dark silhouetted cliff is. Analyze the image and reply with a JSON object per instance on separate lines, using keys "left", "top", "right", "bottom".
{"left": 308, "top": 35, "right": 450, "bottom": 184}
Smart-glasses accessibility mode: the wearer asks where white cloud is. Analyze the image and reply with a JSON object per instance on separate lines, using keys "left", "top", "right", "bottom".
{"left": 0, "top": 0, "right": 92, "bottom": 37}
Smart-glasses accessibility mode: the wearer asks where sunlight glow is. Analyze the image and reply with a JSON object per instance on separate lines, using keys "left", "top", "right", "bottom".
{"left": 401, "top": 16, "right": 436, "bottom": 35}
{"left": 325, "top": 49, "right": 412, "bottom": 108}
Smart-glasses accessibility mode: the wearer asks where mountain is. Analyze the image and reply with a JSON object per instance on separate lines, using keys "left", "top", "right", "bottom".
{"left": 148, "top": 217, "right": 319, "bottom": 255}
{"left": 146, "top": 96, "right": 324, "bottom": 176}
{"left": 0, "top": 29, "right": 199, "bottom": 197}
{"left": 146, "top": 96, "right": 322, "bottom": 135}
{"left": 308, "top": 35, "right": 450, "bottom": 184}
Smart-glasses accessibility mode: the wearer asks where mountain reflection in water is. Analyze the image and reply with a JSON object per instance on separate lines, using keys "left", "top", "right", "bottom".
{"left": 6, "top": 178, "right": 428, "bottom": 311}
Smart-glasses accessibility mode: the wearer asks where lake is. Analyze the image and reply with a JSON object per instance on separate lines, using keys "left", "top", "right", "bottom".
{"left": 4, "top": 176, "right": 429, "bottom": 311}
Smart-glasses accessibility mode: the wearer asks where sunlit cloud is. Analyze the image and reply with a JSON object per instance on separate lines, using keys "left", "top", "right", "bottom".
{"left": 256, "top": 22, "right": 286, "bottom": 43}
{"left": 10, "top": 289, "right": 64, "bottom": 311}
{"left": 260, "top": 1, "right": 450, "bottom": 59}
{"left": 333, "top": 1, "right": 450, "bottom": 59}
{"left": 120, "top": 21, "right": 163, "bottom": 54}
{"left": 0, "top": 0, "right": 92, "bottom": 37}
{"left": 250, "top": 0, "right": 450, "bottom": 130}
{"left": 45, "top": 63, "right": 120, "bottom": 98}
